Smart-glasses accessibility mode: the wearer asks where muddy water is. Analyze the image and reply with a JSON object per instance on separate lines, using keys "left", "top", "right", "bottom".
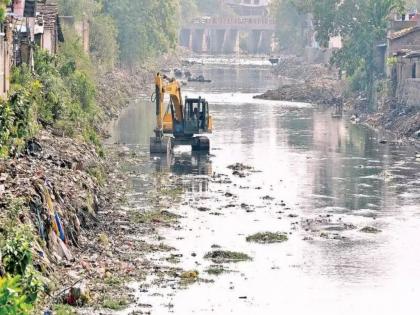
{"left": 109, "top": 58, "right": 420, "bottom": 315}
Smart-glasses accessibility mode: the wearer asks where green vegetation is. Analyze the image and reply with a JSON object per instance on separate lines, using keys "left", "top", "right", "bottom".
{"left": 360, "top": 226, "right": 382, "bottom": 234}
{"left": 0, "top": 199, "right": 43, "bottom": 314}
{"left": 204, "top": 250, "right": 252, "bottom": 263}
{"left": 131, "top": 210, "right": 181, "bottom": 224}
{"left": 59, "top": 0, "right": 181, "bottom": 68}
{"left": 246, "top": 232, "right": 289, "bottom": 244}
{"left": 0, "top": 34, "right": 100, "bottom": 158}
{"left": 102, "top": 296, "right": 129, "bottom": 310}
{"left": 270, "top": 1, "right": 307, "bottom": 53}
{"left": 87, "top": 164, "right": 107, "bottom": 186}
{"left": 272, "top": 0, "right": 406, "bottom": 105}
{"left": 0, "top": 0, "right": 10, "bottom": 21}
{"left": 205, "top": 265, "right": 229, "bottom": 275}
{"left": 53, "top": 304, "right": 77, "bottom": 315}
{"left": 0, "top": 276, "right": 32, "bottom": 315}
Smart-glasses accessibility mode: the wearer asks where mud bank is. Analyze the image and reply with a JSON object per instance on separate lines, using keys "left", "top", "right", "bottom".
{"left": 0, "top": 59, "right": 176, "bottom": 312}
{"left": 254, "top": 59, "right": 342, "bottom": 106}
{"left": 256, "top": 57, "right": 419, "bottom": 144}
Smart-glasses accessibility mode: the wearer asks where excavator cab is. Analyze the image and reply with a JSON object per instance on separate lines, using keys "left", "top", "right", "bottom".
{"left": 182, "top": 97, "right": 212, "bottom": 135}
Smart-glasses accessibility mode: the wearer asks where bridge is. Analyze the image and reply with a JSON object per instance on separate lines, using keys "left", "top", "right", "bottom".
{"left": 180, "top": 16, "right": 276, "bottom": 54}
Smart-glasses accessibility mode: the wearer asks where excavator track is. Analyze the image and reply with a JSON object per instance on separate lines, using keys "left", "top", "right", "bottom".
{"left": 191, "top": 136, "right": 210, "bottom": 152}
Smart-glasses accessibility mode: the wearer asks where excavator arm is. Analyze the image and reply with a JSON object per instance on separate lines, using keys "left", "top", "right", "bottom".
{"left": 155, "top": 73, "right": 183, "bottom": 133}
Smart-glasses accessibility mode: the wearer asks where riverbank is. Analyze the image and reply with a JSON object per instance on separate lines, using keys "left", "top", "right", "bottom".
{"left": 255, "top": 56, "right": 420, "bottom": 145}
{"left": 0, "top": 53, "right": 186, "bottom": 313}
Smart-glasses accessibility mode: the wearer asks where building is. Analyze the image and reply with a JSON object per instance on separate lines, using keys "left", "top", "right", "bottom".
{"left": 36, "top": 1, "right": 63, "bottom": 54}
{"left": 388, "top": 26, "right": 420, "bottom": 56}
{"left": 390, "top": 51, "right": 420, "bottom": 108}
{"left": 386, "top": 14, "right": 420, "bottom": 108}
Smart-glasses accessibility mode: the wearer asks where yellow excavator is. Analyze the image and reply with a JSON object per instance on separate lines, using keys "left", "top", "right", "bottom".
{"left": 150, "top": 73, "right": 213, "bottom": 154}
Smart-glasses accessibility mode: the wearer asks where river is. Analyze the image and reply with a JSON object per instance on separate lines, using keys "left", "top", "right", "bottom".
{"left": 107, "top": 57, "right": 420, "bottom": 315}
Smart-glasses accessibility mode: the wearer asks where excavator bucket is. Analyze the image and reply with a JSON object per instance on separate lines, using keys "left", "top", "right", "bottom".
{"left": 150, "top": 136, "right": 172, "bottom": 154}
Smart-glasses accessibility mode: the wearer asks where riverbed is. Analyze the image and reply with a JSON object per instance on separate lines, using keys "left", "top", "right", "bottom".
{"left": 107, "top": 57, "right": 420, "bottom": 315}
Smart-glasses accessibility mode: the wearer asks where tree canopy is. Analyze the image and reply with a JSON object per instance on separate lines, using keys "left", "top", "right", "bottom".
{"left": 271, "top": 0, "right": 406, "bottom": 102}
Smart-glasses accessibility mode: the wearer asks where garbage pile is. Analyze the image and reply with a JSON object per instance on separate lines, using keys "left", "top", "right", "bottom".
{"left": 0, "top": 129, "right": 104, "bottom": 270}
{"left": 255, "top": 81, "right": 342, "bottom": 106}
{"left": 96, "top": 69, "right": 153, "bottom": 123}
{"left": 255, "top": 60, "right": 342, "bottom": 106}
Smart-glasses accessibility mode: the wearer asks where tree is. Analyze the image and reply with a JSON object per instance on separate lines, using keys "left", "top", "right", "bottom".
{"left": 287, "top": 0, "right": 405, "bottom": 104}
{"left": 180, "top": 0, "right": 199, "bottom": 21}
{"left": 0, "top": 0, "right": 11, "bottom": 20}
{"left": 104, "top": 0, "right": 180, "bottom": 67}
{"left": 89, "top": 15, "right": 119, "bottom": 72}
{"left": 58, "top": 0, "right": 100, "bottom": 19}
{"left": 270, "top": 0, "right": 307, "bottom": 53}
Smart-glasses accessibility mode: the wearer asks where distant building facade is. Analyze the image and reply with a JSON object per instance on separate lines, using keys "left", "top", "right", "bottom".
{"left": 385, "top": 8, "right": 420, "bottom": 108}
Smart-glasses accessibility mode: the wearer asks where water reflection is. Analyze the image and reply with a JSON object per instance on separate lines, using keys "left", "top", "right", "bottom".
{"left": 151, "top": 151, "right": 212, "bottom": 192}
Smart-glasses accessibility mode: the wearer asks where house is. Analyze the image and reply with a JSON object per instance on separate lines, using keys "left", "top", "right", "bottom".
{"left": 0, "top": 0, "right": 64, "bottom": 99}
{"left": 386, "top": 19, "right": 420, "bottom": 107}
{"left": 392, "top": 51, "right": 420, "bottom": 107}
{"left": 388, "top": 26, "right": 420, "bottom": 56}
{"left": 36, "top": 0, "right": 62, "bottom": 54}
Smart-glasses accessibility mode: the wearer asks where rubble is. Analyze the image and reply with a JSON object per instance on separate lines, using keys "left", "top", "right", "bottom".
{"left": 364, "top": 105, "right": 420, "bottom": 142}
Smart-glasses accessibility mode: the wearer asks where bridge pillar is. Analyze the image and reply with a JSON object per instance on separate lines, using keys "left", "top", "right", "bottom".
{"left": 209, "top": 29, "right": 226, "bottom": 54}
{"left": 180, "top": 29, "right": 192, "bottom": 50}
{"left": 192, "top": 29, "right": 206, "bottom": 53}
{"left": 258, "top": 31, "right": 273, "bottom": 54}
{"left": 246, "top": 30, "right": 262, "bottom": 54}
{"left": 223, "top": 29, "right": 239, "bottom": 54}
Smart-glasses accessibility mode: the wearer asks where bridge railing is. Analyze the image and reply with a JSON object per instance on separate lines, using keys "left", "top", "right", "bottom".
{"left": 189, "top": 16, "right": 275, "bottom": 26}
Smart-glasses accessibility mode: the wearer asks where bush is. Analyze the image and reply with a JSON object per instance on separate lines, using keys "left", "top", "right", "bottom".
{"left": 0, "top": 275, "right": 32, "bottom": 315}
{"left": 1, "top": 226, "right": 32, "bottom": 276}
{"left": 0, "top": 44, "right": 102, "bottom": 158}
{"left": 0, "top": 81, "right": 40, "bottom": 157}
{"left": 0, "top": 199, "right": 42, "bottom": 313}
